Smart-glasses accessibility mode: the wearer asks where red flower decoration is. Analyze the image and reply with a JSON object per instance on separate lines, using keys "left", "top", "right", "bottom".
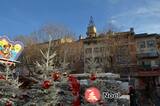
{"left": 42, "top": 80, "right": 51, "bottom": 89}
{"left": 68, "top": 75, "right": 80, "bottom": 96}
{"left": 52, "top": 72, "right": 60, "bottom": 81}
{"left": 0, "top": 74, "right": 5, "bottom": 80}
{"left": 5, "top": 101, "right": 12, "bottom": 106}
{"left": 90, "top": 73, "right": 96, "bottom": 81}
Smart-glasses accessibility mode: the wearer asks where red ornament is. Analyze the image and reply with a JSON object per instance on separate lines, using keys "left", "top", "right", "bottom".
{"left": 85, "top": 87, "right": 101, "bottom": 104}
{"left": 42, "top": 80, "right": 51, "bottom": 89}
{"left": 90, "top": 73, "right": 96, "bottom": 81}
{"left": 5, "top": 101, "right": 12, "bottom": 106}
{"left": 0, "top": 74, "right": 5, "bottom": 80}
{"left": 52, "top": 72, "right": 60, "bottom": 81}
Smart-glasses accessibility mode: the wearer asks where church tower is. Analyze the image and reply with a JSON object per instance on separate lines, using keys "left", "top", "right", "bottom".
{"left": 86, "top": 16, "right": 97, "bottom": 38}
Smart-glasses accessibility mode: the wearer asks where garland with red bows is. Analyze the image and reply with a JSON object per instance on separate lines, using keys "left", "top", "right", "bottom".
{"left": 68, "top": 75, "right": 81, "bottom": 106}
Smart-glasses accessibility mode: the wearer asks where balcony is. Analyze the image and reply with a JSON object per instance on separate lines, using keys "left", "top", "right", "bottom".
{"left": 136, "top": 70, "right": 160, "bottom": 77}
{"left": 136, "top": 52, "right": 159, "bottom": 59}
{"left": 134, "top": 66, "right": 160, "bottom": 77}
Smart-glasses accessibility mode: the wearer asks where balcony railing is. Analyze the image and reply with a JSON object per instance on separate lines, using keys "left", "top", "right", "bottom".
{"left": 137, "top": 65, "right": 160, "bottom": 71}
{"left": 137, "top": 52, "right": 159, "bottom": 58}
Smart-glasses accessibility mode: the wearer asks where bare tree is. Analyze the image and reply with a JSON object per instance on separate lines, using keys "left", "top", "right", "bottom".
{"left": 14, "top": 35, "right": 37, "bottom": 46}
{"left": 55, "top": 40, "right": 83, "bottom": 73}
{"left": 30, "top": 23, "right": 75, "bottom": 43}
{"left": 13, "top": 23, "right": 76, "bottom": 75}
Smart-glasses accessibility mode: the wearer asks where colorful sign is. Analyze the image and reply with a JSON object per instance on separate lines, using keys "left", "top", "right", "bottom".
{"left": 0, "top": 36, "right": 24, "bottom": 63}
{"left": 85, "top": 87, "right": 101, "bottom": 104}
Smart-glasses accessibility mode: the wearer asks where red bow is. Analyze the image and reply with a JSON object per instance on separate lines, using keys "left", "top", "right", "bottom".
{"left": 68, "top": 75, "right": 80, "bottom": 96}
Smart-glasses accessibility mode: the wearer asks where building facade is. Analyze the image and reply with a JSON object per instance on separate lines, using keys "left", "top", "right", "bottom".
{"left": 82, "top": 17, "right": 160, "bottom": 91}
{"left": 134, "top": 33, "right": 160, "bottom": 90}
{"left": 83, "top": 17, "right": 113, "bottom": 73}
{"left": 83, "top": 17, "right": 137, "bottom": 74}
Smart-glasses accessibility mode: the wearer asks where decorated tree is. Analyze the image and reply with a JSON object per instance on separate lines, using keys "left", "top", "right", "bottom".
{"left": 35, "top": 36, "right": 56, "bottom": 79}
{"left": 0, "top": 63, "right": 24, "bottom": 106}
{"left": 22, "top": 36, "right": 79, "bottom": 106}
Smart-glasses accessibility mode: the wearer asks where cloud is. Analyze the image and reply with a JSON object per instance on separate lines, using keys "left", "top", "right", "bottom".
{"left": 109, "top": 0, "right": 160, "bottom": 33}
{"left": 136, "top": 24, "right": 160, "bottom": 34}
{"left": 112, "top": 0, "right": 160, "bottom": 18}
{"left": 108, "top": 0, "right": 122, "bottom": 4}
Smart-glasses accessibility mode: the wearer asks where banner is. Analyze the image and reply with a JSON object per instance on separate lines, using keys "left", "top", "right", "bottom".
{"left": 0, "top": 36, "right": 24, "bottom": 63}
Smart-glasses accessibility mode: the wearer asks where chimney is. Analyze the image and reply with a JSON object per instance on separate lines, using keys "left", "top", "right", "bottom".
{"left": 130, "top": 27, "right": 134, "bottom": 34}
{"left": 130, "top": 27, "right": 134, "bottom": 33}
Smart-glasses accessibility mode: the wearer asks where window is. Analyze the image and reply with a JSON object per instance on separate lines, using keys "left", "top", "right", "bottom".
{"left": 105, "top": 47, "right": 110, "bottom": 51}
{"left": 138, "top": 41, "right": 145, "bottom": 48}
{"left": 95, "top": 57, "right": 102, "bottom": 63}
{"left": 100, "top": 47, "right": 105, "bottom": 52}
{"left": 85, "top": 48, "right": 92, "bottom": 54}
{"left": 94, "top": 47, "right": 99, "bottom": 53}
{"left": 140, "top": 60, "right": 150, "bottom": 66}
{"left": 147, "top": 40, "right": 155, "bottom": 48}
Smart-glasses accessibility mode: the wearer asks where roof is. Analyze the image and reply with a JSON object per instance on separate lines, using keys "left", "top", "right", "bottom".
{"left": 134, "top": 33, "right": 160, "bottom": 38}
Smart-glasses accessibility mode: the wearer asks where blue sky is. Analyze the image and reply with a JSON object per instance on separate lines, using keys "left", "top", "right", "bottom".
{"left": 0, "top": 0, "right": 160, "bottom": 38}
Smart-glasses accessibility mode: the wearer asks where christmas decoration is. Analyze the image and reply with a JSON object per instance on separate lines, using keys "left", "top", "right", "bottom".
{"left": 85, "top": 87, "right": 101, "bottom": 104}
{"left": 72, "top": 96, "right": 80, "bottom": 106}
{"left": 63, "top": 72, "right": 68, "bottom": 77}
{"left": 52, "top": 72, "right": 60, "bottom": 81}
{"left": 68, "top": 74, "right": 74, "bottom": 81}
{"left": 68, "top": 75, "right": 81, "bottom": 106}
{"left": 42, "top": 80, "right": 51, "bottom": 89}
{"left": 0, "top": 36, "right": 24, "bottom": 61}
{"left": 68, "top": 75, "right": 80, "bottom": 96}
{"left": 5, "top": 101, "right": 12, "bottom": 106}
{"left": 90, "top": 73, "right": 96, "bottom": 81}
{"left": 22, "top": 36, "right": 62, "bottom": 106}
{"left": 0, "top": 53, "right": 23, "bottom": 105}
{"left": 0, "top": 74, "right": 5, "bottom": 80}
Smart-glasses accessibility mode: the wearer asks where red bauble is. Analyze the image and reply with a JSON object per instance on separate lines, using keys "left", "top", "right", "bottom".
{"left": 5, "top": 101, "right": 12, "bottom": 106}
{"left": 52, "top": 72, "right": 60, "bottom": 81}
{"left": 42, "top": 80, "right": 51, "bottom": 89}
{"left": 90, "top": 73, "right": 96, "bottom": 81}
{"left": 0, "top": 74, "right": 5, "bottom": 80}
